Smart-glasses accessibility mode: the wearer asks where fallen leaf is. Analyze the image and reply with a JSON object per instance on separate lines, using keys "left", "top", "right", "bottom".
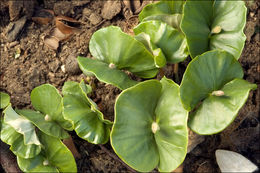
{"left": 32, "top": 9, "right": 54, "bottom": 25}
{"left": 55, "top": 16, "right": 81, "bottom": 34}
{"left": 44, "top": 36, "right": 59, "bottom": 50}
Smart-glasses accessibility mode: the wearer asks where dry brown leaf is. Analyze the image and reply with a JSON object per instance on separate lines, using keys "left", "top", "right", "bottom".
{"left": 32, "top": 9, "right": 54, "bottom": 25}
{"left": 63, "top": 136, "right": 81, "bottom": 159}
{"left": 55, "top": 16, "right": 81, "bottom": 34}
{"left": 52, "top": 27, "right": 71, "bottom": 41}
{"left": 44, "top": 36, "right": 59, "bottom": 50}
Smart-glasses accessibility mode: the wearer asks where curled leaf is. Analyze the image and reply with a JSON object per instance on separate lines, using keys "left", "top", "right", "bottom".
{"left": 32, "top": 9, "right": 54, "bottom": 25}
{"left": 55, "top": 16, "right": 81, "bottom": 34}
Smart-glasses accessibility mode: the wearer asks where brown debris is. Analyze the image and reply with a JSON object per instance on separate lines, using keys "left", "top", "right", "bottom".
{"left": 101, "top": 1, "right": 122, "bottom": 20}
{"left": 43, "top": 36, "right": 59, "bottom": 50}
{"left": 55, "top": 16, "right": 81, "bottom": 34}
{"left": 63, "top": 136, "right": 81, "bottom": 159}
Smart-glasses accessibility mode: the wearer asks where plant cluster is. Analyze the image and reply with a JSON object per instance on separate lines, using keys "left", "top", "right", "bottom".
{"left": 0, "top": 0, "right": 257, "bottom": 172}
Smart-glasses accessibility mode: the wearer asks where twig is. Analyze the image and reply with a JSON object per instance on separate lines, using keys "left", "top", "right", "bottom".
{"left": 173, "top": 63, "right": 179, "bottom": 83}
{"left": 98, "top": 145, "right": 136, "bottom": 173}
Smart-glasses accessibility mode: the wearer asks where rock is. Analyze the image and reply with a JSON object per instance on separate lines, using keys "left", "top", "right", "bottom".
{"left": 101, "top": 1, "right": 122, "bottom": 20}
{"left": 89, "top": 13, "right": 102, "bottom": 25}
{"left": 5, "top": 16, "right": 27, "bottom": 42}
{"left": 65, "top": 54, "right": 81, "bottom": 75}
{"left": 245, "top": 21, "right": 257, "bottom": 42}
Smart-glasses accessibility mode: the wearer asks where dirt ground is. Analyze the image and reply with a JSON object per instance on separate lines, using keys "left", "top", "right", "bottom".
{"left": 0, "top": 0, "right": 259, "bottom": 172}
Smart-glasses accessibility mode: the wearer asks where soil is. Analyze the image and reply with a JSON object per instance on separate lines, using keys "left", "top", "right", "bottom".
{"left": 0, "top": 0, "right": 259, "bottom": 173}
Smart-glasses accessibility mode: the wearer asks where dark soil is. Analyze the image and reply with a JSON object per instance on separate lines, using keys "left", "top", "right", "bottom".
{"left": 0, "top": 0, "right": 259, "bottom": 172}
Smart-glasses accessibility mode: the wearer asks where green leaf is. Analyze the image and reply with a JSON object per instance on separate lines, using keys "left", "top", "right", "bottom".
{"left": 1, "top": 122, "right": 41, "bottom": 159}
{"left": 3, "top": 105, "right": 41, "bottom": 145}
{"left": 188, "top": 79, "right": 257, "bottom": 135}
{"left": 17, "top": 154, "right": 59, "bottom": 173}
{"left": 134, "top": 20, "right": 188, "bottom": 63}
{"left": 0, "top": 92, "right": 10, "bottom": 109}
{"left": 38, "top": 132, "right": 77, "bottom": 173}
{"left": 180, "top": 0, "right": 247, "bottom": 59}
{"left": 63, "top": 81, "right": 112, "bottom": 144}
{"left": 78, "top": 57, "right": 139, "bottom": 90}
{"left": 111, "top": 78, "right": 188, "bottom": 172}
{"left": 78, "top": 26, "right": 159, "bottom": 89}
{"left": 31, "top": 84, "right": 73, "bottom": 131}
{"left": 16, "top": 109, "right": 69, "bottom": 139}
{"left": 180, "top": 50, "right": 243, "bottom": 111}
{"left": 139, "top": 1, "right": 184, "bottom": 22}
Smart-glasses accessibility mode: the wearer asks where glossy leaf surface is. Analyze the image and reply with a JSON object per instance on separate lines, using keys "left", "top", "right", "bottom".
{"left": 31, "top": 84, "right": 73, "bottom": 130}
{"left": 1, "top": 122, "right": 41, "bottom": 159}
{"left": 63, "top": 81, "right": 112, "bottom": 144}
{"left": 78, "top": 57, "right": 138, "bottom": 90}
{"left": 181, "top": 0, "right": 247, "bottom": 59}
{"left": 16, "top": 109, "right": 69, "bottom": 139}
{"left": 189, "top": 79, "right": 257, "bottom": 134}
{"left": 180, "top": 50, "right": 243, "bottom": 111}
{"left": 111, "top": 78, "right": 188, "bottom": 172}
{"left": 17, "top": 154, "right": 58, "bottom": 173}
{"left": 38, "top": 132, "right": 77, "bottom": 173}
{"left": 3, "top": 105, "right": 41, "bottom": 146}
{"left": 134, "top": 20, "right": 188, "bottom": 63}
{"left": 0, "top": 92, "right": 10, "bottom": 109}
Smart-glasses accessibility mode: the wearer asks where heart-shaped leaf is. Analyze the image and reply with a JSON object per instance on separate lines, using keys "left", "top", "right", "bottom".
{"left": 180, "top": 0, "right": 247, "bottom": 59}
{"left": 111, "top": 77, "right": 188, "bottom": 172}
{"left": 3, "top": 105, "right": 41, "bottom": 146}
{"left": 78, "top": 26, "right": 161, "bottom": 90}
{"left": 17, "top": 154, "right": 59, "bottom": 173}
{"left": 180, "top": 50, "right": 256, "bottom": 134}
{"left": 189, "top": 78, "right": 257, "bottom": 134}
{"left": 134, "top": 20, "right": 188, "bottom": 63}
{"left": 63, "top": 81, "right": 112, "bottom": 144}
{"left": 1, "top": 122, "right": 41, "bottom": 159}
{"left": 31, "top": 84, "right": 73, "bottom": 131}
{"left": 16, "top": 109, "right": 69, "bottom": 139}
{"left": 0, "top": 92, "right": 10, "bottom": 109}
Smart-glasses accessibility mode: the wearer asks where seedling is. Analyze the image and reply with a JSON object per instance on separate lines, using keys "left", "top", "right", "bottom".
{"left": 62, "top": 80, "right": 112, "bottom": 144}
{"left": 77, "top": 26, "right": 165, "bottom": 90}
{"left": 180, "top": 0, "right": 247, "bottom": 59}
{"left": 111, "top": 77, "right": 188, "bottom": 172}
{"left": 180, "top": 50, "right": 257, "bottom": 134}
{"left": 135, "top": 0, "right": 188, "bottom": 63}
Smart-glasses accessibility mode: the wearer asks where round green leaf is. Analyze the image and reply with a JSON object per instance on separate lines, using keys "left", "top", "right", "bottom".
{"left": 189, "top": 78, "right": 257, "bottom": 135}
{"left": 111, "top": 78, "right": 188, "bottom": 172}
{"left": 139, "top": 1, "right": 184, "bottom": 22}
{"left": 16, "top": 109, "right": 69, "bottom": 139}
{"left": 1, "top": 122, "right": 41, "bottom": 159}
{"left": 63, "top": 81, "right": 112, "bottom": 144}
{"left": 134, "top": 20, "right": 188, "bottom": 63}
{"left": 17, "top": 154, "right": 58, "bottom": 173}
{"left": 180, "top": 0, "right": 247, "bottom": 59}
{"left": 31, "top": 84, "right": 73, "bottom": 131}
{"left": 180, "top": 50, "right": 243, "bottom": 111}
{"left": 3, "top": 105, "right": 41, "bottom": 146}
{"left": 78, "top": 57, "right": 138, "bottom": 90}
{"left": 38, "top": 132, "right": 77, "bottom": 173}
{"left": 0, "top": 92, "right": 10, "bottom": 109}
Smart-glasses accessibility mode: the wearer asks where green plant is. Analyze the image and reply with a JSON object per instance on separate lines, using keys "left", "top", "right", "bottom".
{"left": 180, "top": 0, "right": 247, "bottom": 59}
{"left": 0, "top": 85, "right": 77, "bottom": 172}
{"left": 62, "top": 80, "right": 112, "bottom": 144}
{"left": 180, "top": 50, "right": 257, "bottom": 134}
{"left": 111, "top": 77, "right": 188, "bottom": 172}
{"left": 77, "top": 26, "right": 166, "bottom": 90}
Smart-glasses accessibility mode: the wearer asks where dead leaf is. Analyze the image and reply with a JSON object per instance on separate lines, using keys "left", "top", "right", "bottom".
{"left": 63, "top": 136, "right": 81, "bottom": 159}
{"left": 44, "top": 36, "right": 59, "bottom": 50}
{"left": 52, "top": 27, "right": 71, "bottom": 41}
{"left": 32, "top": 9, "right": 54, "bottom": 25}
{"left": 55, "top": 16, "right": 81, "bottom": 34}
